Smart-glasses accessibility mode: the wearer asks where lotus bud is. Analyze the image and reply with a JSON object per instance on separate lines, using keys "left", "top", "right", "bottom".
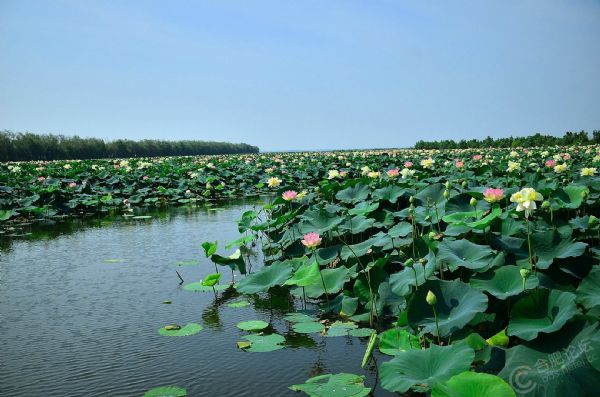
{"left": 443, "top": 190, "right": 450, "bottom": 198}
{"left": 541, "top": 200, "right": 550, "bottom": 209}
{"left": 409, "top": 196, "right": 415, "bottom": 204}
{"left": 445, "top": 181, "right": 451, "bottom": 189}
{"left": 461, "top": 181, "right": 468, "bottom": 188}
{"left": 581, "top": 190, "right": 588, "bottom": 199}
{"left": 520, "top": 269, "right": 530, "bottom": 279}
{"left": 419, "top": 258, "right": 428, "bottom": 265}
{"left": 428, "top": 231, "right": 436, "bottom": 239}
{"left": 589, "top": 215, "right": 598, "bottom": 226}
{"left": 469, "top": 197, "right": 477, "bottom": 207}
{"left": 426, "top": 290, "right": 437, "bottom": 306}
{"left": 405, "top": 258, "right": 414, "bottom": 267}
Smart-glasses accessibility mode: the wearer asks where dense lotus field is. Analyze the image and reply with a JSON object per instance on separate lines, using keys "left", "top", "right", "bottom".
{"left": 3, "top": 146, "right": 600, "bottom": 396}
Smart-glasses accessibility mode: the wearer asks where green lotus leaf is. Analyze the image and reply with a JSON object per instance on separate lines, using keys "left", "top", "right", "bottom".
{"left": 300, "top": 209, "right": 344, "bottom": 234}
{"left": 175, "top": 260, "right": 199, "bottom": 266}
{"left": 486, "top": 329, "right": 509, "bottom": 347}
{"left": 432, "top": 372, "right": 516, "bottom": 397}
{"left": 284, "top": 313, "right": 317, "bottom": 323}
{"left": 294, "top": 267, "right": 351, "bottom": 298}
{"left": 227, "top": 300, "right": 250, "bottom": 308}
{"left": 290, "top": 373, "right": 371, "bottom": 397}
{"left": 284, "top": 261, "right": 322, "bottom": 287}
{"left": 415, "top": 183, "right": 447, "bottom": 206}
{"left": 236, "top": 320, "right": 269, "bottom": 331}
{"left": 470, "top": 265, "right": 539, "bottom": 300}
{"left": 379, "top": 343, "right": 475, "bottom": 393}
{"left": 239, "top": 333, "right": 285, "bottom": 352}
{"left": 201, "top": 241, "right": 217, "bottom": 257}
{"left": 235, "top": 262, "right": 293, "bottom": 294}
{"left": 437, "top": 239, "right": 496, "bottom": 271}
{"left": 338, "top": 215, "right": 375, "bottom": 234}
{"left": 372, "top": 185, "right": 405, "bottom": 203}
{"left": 576, "top": 267, "right": 600, "bottom": 310}
{"left": 348, "top": 328, "right": 376, "bottom": 337}
{"left": 158, "top": 323, "right": 203, "bottom": 336}
{"left": 499, "top": 321, "right": 600, "bottom": 397}
{"left": 347, "top": 201, "right": 379, "bottom": 216}
{"left": 508, "top": 289, "right": 579, "bottom": 341}
{"left": 551, "top": 185, "right": 589, "bottom": 209}
{"left": 408, "top": 279, "right": 488, "bottom": 338}
{"left": 378, "top": 328, "right": 420, "bottom": 355}
{"left": 389, "top": 255, "right": 436, "bottom": 297}
{"left": 143, "top": 386, "right": 187, "bottom": 397}
{"left": 335, "top": 184, "right": 370, "bottom": 203}
{"left": 325, "top": 321, "right": 358, "bottom": 337}
{"left": 388, "top": 221, "right": 413, "bottom": 238}
{"left": 201, "top": 272, "right": 221, "bottom": 287}
{"left": 530, "top": 230, "right": 587, "bottom": 270}
{"left": 102, "top": 258, "right": 124, "bottom": 263}
{"left": 183, "top": 282, "right": 229, "bottom": 292}
{"left": 292, "top": 321, "right": 325, "bottom": 334}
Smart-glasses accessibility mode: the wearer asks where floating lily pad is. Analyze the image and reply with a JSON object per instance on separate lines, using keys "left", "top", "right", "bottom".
{"left": 132, "top": 215, "right": 152, "bottom": 219}
{"left": 325, "top": 321, "right": 358, "bottom": 337}
{"left": 158, "top": 323, "right": 203, "bottom": 337}
{"left": 290, "top": 373, "right": 371, "bottom": 397}
{"left": 378, "top": 328, "right": 421, "bottom": 355}
{"left": 176, "top": 260, "right": 199, "bottom": 266}
{"left": 284, "top": 313, "right": 317, "bottom": 323}
{"left": 292, "top": 321, "right": 325, "bottom": 334}
{"left": 103, "top": 258, "right": 124, "bottom": 263}
{"left": 143, "top": 385, "right": 187, "bottom": 397}
{"left": 227, "top": 300, "right": 250, "bottom": 308}
{"left": 238, "top": 333, "right": 285, "bottom": 352}
{"left": 162, "top": 300, "right": 172, "bottom": 304}
{"left": 237, "top": 320, "right": 269, "bottom": 331}
{"left": 348, "top": 328, "right": 376, "bottom": 337}
{"left": 183, "top": 281, "right": 230, "bottom": 292}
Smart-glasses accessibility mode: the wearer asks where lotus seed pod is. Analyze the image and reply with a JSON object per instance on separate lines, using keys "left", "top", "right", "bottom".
{"left": 520, "top": 269, "right": 530, "bottom": 279}
{"left": 469, "top": 197, "right": 477, "bottom": 206}
{"left": 461, "top": 181, "right": 468, "bottom": 188}
{"left": 443, "top": 190, "right": 450, "bottom": 198}
{"left": 589, "top": 215, "right": 598, "bottom": 226}
{"left": 541, "top": 200, "right": 550, "bottom": 209}
{"left": 426, "top": 290, "right": 437, "bottom": 306}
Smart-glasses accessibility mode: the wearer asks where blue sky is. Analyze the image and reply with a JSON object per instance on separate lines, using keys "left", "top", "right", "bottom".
{"left": 1, "top": 1, "right": 599, "bottom": 151}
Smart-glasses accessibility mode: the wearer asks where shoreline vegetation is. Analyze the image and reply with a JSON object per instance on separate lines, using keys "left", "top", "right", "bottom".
{"left": 0, "top": 130, "right": 259, "bottom": 162}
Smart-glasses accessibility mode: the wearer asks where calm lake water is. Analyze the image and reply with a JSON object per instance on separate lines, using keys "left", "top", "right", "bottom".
{"left": 0, "top": 201, "right": 396, "bottom": 397}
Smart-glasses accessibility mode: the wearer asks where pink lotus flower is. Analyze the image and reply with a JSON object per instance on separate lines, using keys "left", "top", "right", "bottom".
{"left": 562, "top": 153, "right": 571, "bottom": 160}
{"left": 387, "top": 168, "right": 400, "bottom": 177}
{"left": 282, "top": 190, "right": 298, "bottom": 201}
{"left": 545, "top": 159, "right": 556, "bottom": 167}
{"left": 302, "top": 232, "right": 322, "bottom": 249}
{"left": 67, "top": 182, "right": 77, "bottom": 188}
{"left": 38, "top": 176, "right": 46, "bottom": 182}
{"left": 473, "top": 154, "right": 483, "bottom": 161}
{"left": 339, "top": 170, "right": 348, "bottom": 177}
{"left": 404, "top": 161, "right": 413, "bottom": 168}
{"left": 143, "top": 175, "right": 149, "bottom": 180}
{"left": 455, "top": 161, "right": 464, "bottom": 168}
{"left": 483, "top": 188, "right": 505, "bottom": 203}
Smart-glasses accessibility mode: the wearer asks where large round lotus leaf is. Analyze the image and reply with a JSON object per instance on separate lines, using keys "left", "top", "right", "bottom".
{"left": 389, "top": 257, "right": 436, "bottom": 297}
{"left": 183, "top": 282, "right": 229, "bottom": 292}
{"left": 551, "top": 185, "right": 588, "bottom": 209}
{"left": 378, "top": 328, "right": 420, "bottom": 355}
{"left": 335, "top": 184, "right": 370, "bottom": 203}
{"left": 338, "top": 215, "right": 376, "bottom": 234}
{"left": 292, "top": 321, "right": 325, "bottom": 334}
{"left": 575, "top": 267, "right": 600, "bottom": 310}
{"left": 289, "top": 373, "right": 371, "bottom": 397}
{"left": 348, "top": 328, "right": 376, "bottom": 337}
{"left": 530, "top": 230, "right": 587, "bottom": 270}
{"left": 143, "top": 386, "right": 187, "bottom": 397}
{"left": 508, "top": 289, "right": 578, "bottom": 341}
{"left": 431, "top": 372, "right": 516, "bottom": 397}
{"left": 379, "top": 343, "right": 475, "bottom": 393}
{"left": 408, "top": 280, "right": 488, "bottom": 338}
{"left": 325, "top": 321, "right": 358, "bottom": 337}
{"left": 415, "top": 183, "right": 447, "bottom": 206}
{"left": 388, "top": 221, "right": 413, "bottom": 238}
{"left": 284, "top": 313, "right": 316, "bottom": 323}
{"left": 347, "top": 201, "right": 379, "bottom": 216}
{"left": 445, "top": 193, "right": 490, "bottom": 215}
{"left": 372, "top": 185, "right": 405, "bottom": 203}
{"left": 284, "top": 261, "right": 321, "bottom": 287}
{"left": 239, "top": 333, "right": 285, "bottom": 352}
{"left": 437, "top": 239, "right": 496, "bottom": 271}
{"left": 236, "top": 320, "right": 269, "bottom": 331}
{"left": 158, "top": 323, "right": 203, "bottom": 336}
{"left": 470, "top": 265, "right": 539, "bottom": 300}
{"left": 295, "top": 267, "right": 351, "bottom": 298}
{"left": 299, "top": 209, "right": 344, "bottom": 234}
{"left": 235, "top": 262, "right": 293, "bottom": 294}
{"left": 201, "top": 272, "right": 221, "bottom": 287}
{"left": 499, "top": 321, "right": 600, "bottom": 397}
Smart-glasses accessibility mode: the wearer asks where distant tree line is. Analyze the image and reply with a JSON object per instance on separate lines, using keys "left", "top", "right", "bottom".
{"left": 414, "top": 130, "right": 600, "bottom": 150}
{"left": 0, "top": 130, "right": 259, "bottom": 161}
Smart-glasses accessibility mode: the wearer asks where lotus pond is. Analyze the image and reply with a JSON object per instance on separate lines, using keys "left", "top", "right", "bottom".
{"left": 2, "top": 146, "right": 600, "bottom": 397}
